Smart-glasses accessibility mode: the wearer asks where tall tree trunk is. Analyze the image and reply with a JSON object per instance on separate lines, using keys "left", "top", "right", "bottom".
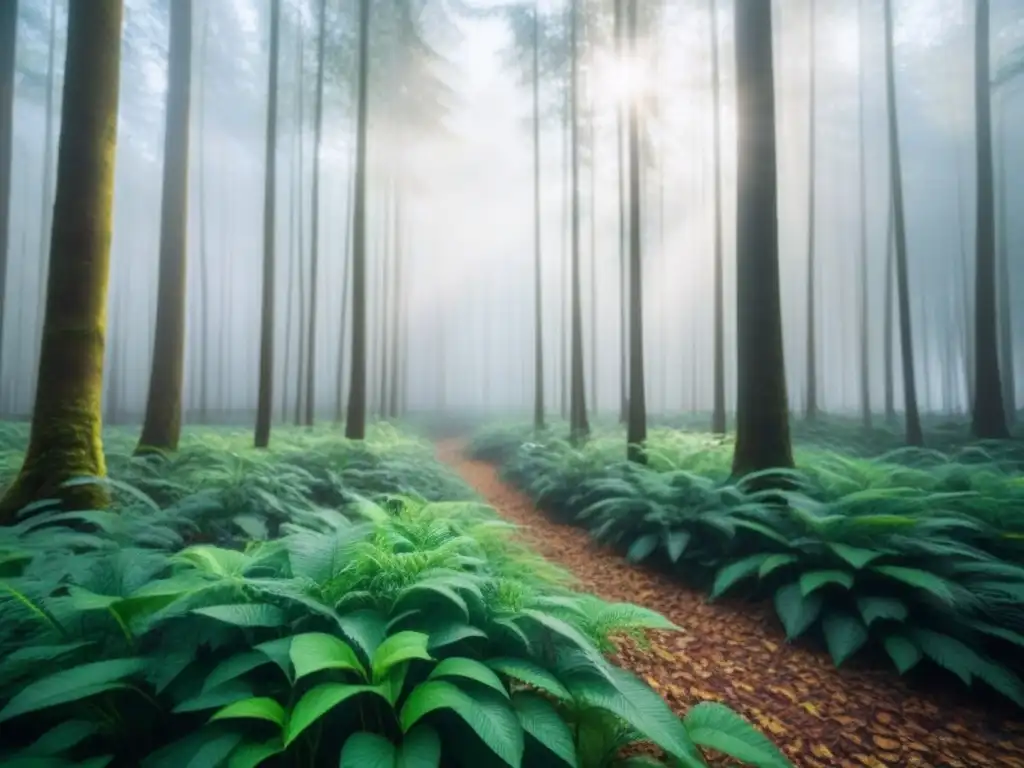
{"left": 282, "top": 99, "right": 299, "bottom": 421}
{"left": 884, "top": 194, "right": 895, "bottom": 422}
{"left": 805, "top": 0, "right": 818, "bottom": 422}
{"left": 335, "top": 166, "right": 355, "bottom": 422}
{"left": 378, "top": 185, "right": 393, "bottom": 417}
{"left": 344, "top": 0, "right": 371, "bottom": 440}
{"left": 304, "top": 0, "right": 327, "bottom": 427}
{"left": 731, "top": 0, "right": 794, "bottom": 477}
{"left": 883, "top": 0, "right": 923, "bottom": 446}
{"left": 625, "top": 0, "right": 646, "bottom": 463}
{"left": 197, "top": 5, "right": 211, "bottom": 422}
{"left": 710, "top": 0, "right": 726, "bottom": 435}
{"left": 997, "top": 95, "right": 1015, "bottom": 425}
{"left": 560, "top": 75, "right": 569, "bottom": 421}
{"left": 568, "top": 0, "right": 589, "bottom": 443}
{"left": 254, "top": 0, "right": 281, "bottom": 448}
{"left": 589, "top": 92, "right": 598, "bottom": 416}
{"left": 0, "top": 0, "right": 16, "bottom": 376}
{"left": 956, "top": 163, "right": 974, "bottom": 408}
{"left": 0, "top": 0, "right": 123, "bottom": 518}
{"left": 34, "top": 0, "right": 58, "bottom": 367}
{"left": 858, "top": 0, "right": 871, "bottom": 429}
{"left": 971, "top": 0, "right": 1008, "bottom": 439}
{"left": 387, "top": 188, "right": 402, "bottom": 419}
{"left": 615, "top": 0, "right": 628, "bottom": 424}
{"left": 294, "top": 27, "right": 307, "bottom": 426}
{"left": 138, "top": 0, "right": 192, "bottom": 454}
{"left": 532, "top": 0, "right": 544, "bottom": 431}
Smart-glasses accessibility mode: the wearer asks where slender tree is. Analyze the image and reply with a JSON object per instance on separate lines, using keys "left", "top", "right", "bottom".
{"left": 731, "top": 0, "right": 794, "bottom": 477}
{"left": 255, "top": 0, "right": 282, "bottom": 448}
{"left": 805, "top": 0, "right": 818, "bottom": 422}
{"left": 345, "top": 0, "right": 372, "bottom": 440}
{"left": 335, "top": 170, "right": 355, "bottom": 422}
{"left": 532, "top": 0, "right": 544, "bottom": 431}
{"left": 857, "top": 0, "right": 871, "bottom": 429}
{"left": 34, "top": 0, "right": 58, "bottom": 363}
{"left": 305, "top": 0, "right": 328, "bottom": 426}
{"left": 883, "top": 0, "right": 923, "bottom": 446}
{"left": 997, "top": 95, "right": 1015, "bottom": 425}
{"left": 0, "top": 0, "right": 16, "bottom": 375}
{"left": 0, "top": 0, "right": 123, "bottom": 518}
{"left": 709, "top": 0, "right": 725, "bottom": 435}
{"left": 971, "top": 0, "right": 1009, "bottom": 438}
{"left": 197, "top": 5, "right": 211, "bottom": 421}
{"left": 625, "top": 0, "right": 646, "bottom": 463}
{"left": 568, "top": 0, "right": 589, "bottom": 443}
{"left": 883, "top": 195, "right": 895, "bottom": 422}
{"left": 615, "top": 0, "right": 628, "bottom": 424}
{"left": 138, "top": 0, "right": 193, "bottom": 453}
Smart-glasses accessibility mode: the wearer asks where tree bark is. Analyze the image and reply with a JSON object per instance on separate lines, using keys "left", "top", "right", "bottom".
{"left": 857, "top": 0, "right": 871, "bottom": 429}
{"left": 970, "top": 0, "right": 1009, "bottom": 438}
{"left": 568, "top": 0, "right": 589, "bottom": 444}
{"left": 254, "top": 0, "right": 281, "bottom": 448}
{"left": 138, "top": 0, "right": 193, "bottom": 453}
{"left": 0, "top": 0, "right": 17, "bottom": 377}
{"left": 0, "top": 0, "right": 123, "bottom": 518}
{"left": 532, "top": 0, "right": 544, "bottom": 432}
{"left": 805, "top": 0, "right": 818, "bottom": 422}
{"left": 731, "top": 0, "right": 794, "bottom": 477}
{"left": 710, "top": 0, "right": 726, "bottom": 435}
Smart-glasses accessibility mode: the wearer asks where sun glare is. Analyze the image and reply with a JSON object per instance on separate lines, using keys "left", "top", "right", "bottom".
{"left": 590, "top": 51, "right": 651, "bottom": 106}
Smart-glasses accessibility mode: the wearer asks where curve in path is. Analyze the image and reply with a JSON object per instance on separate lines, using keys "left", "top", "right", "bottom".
{"left": 436, "top": 441, "right": 1024, "bottom": 768}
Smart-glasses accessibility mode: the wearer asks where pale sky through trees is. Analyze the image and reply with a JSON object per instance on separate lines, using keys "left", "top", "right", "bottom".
{"left": 3, "top": 0, "right": 1023, "bottom": 421}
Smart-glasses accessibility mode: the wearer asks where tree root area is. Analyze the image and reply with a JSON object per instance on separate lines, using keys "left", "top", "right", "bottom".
{"left": 436, "top": 441, "right": 1024, "bottom": 768}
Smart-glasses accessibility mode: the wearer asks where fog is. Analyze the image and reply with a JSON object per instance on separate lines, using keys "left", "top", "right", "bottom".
{"left": 3, "top": 0, "right": 1023, "bottom": 424}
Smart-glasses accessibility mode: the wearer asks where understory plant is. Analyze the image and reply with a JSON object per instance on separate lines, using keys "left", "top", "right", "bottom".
{"left": 473, "top": 424, "right": 1024, "bottom": 710}
{"left": 0, "top": 450, "right": 792, "bottom": 767}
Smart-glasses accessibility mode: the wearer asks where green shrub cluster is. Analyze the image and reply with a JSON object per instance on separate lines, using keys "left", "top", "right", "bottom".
{"left": 470, "top": 424, "right": 1024, "bottom": 709}
{"left": 0, "top": 426, "right": 792, "bottom": 767}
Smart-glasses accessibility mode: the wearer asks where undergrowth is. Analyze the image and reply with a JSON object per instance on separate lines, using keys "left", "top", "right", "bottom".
{"left": 468, "top": 422, "right": 1024, "bottom": 711}
{"left": 0, "top": 424, "right": 792, "bottom": 768}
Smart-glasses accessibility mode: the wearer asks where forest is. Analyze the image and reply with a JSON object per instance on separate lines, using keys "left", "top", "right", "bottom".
{"left": 0, "top": 0, "right": 1022, "bottom": 766}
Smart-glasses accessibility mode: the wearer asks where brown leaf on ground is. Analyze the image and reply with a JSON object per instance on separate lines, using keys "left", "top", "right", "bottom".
{"left": 436, "top": 441, "right": 1024, "bottom": 767}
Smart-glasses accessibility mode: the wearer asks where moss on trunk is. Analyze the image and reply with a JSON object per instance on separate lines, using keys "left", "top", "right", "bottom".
{"left": 0, "top": 0, "right": 123, "bottom": 521}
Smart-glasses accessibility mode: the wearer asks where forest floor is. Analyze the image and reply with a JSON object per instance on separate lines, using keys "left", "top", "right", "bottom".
{"left": 436, "top": 439, "right": 1024, "bottom": 768}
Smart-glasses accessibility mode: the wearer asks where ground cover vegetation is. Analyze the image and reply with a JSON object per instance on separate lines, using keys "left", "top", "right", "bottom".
{"left": 468, "top": 419, "right": 1024, "bottom": 711}
{"left": 0, "top": 425, "right": 793, "bottom": 768}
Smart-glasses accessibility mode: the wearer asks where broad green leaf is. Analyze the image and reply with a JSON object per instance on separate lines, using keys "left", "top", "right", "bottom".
{"left": 399, "top": 725, "right": 442, "bottom": 768}
{"left": 371, "top": 632, "right": 432, "bottom": 682}
{"left": 290, "top": 632, "right": 366, "bottom": 681}
{"left": 193, "top": 604, "right": 287, "bottom": 628}
{"left": 210, "top": 697, "right": 286, "bottom": 728}
{"left": 142, "top": 728, "right": 243, "bottom": 768}
{"left": 826, "top": 543, "right": 882, "bottom": 569}
{"left": 400, "top": 681, "right": 524, "bottom": 767}
{"left": 486, "top": 658, "right": 572, "bottom": 701}
{"left": 872, "top": 566, "right": 956, "bottom": 604}
{"left": 563, "top": 664, "right": 703, "bottom": 767}
{"left": 798, "top": 570, "right": 854, "bottom": 596}
{"left": 429, "top": 657, "right": 509, "bottom": 698}
{"left": 664, "top": 530, "right": 691, "bottom": 563}
{"left": 909, "top": 629, "right": 980, "bottom": 686}
{"left": 883, "top": 634, "right": 922, "bottom": 674}
{"left": 773, "top": 583, "right": 822, "bottom": 640}
{"left": 340, "top": 732, "right": 395, "bottom": 768}
{"left": 822, "top": 612, "right": 868, "bottom": 667}
{"left": 684, "top": 701, "right": 792, "bottom": 768}
{"left": 173, "top": 680, "right": 257, "bottom": 713}
{"left": 519, "top": 609, "right": 601, "bottom": 659}
{"left": 203, "top": 652, "right": 273, "bottom": 693}
{"left": 0, "top": 658, "right": 145, "bottom": 723}
{"left": 254, "top": 637, "right": 294, "bottom": 680}
{"left": 972, "top": 659, "right": 1024, "bottom": 707}
{"left": 228, "top": 739, "right": 283, "bottom": 768}
{"left": 855, "top": 596, "right": 907, "bottom": 627}
{"left": 24, "top": 720, "right": 99, "bottom": 756}
{"left": 626, "top": 534, "right": 659, "bottom": 564}
{"left": 758, "top": 554, "right": 797, "bottom": 580}
{"left": 425, "top": 621, "right": 487, "bottom": 650}
{"left": 512, "top": 692, "right": 577, "bottom": 767}
{"left": 285, "top": 683, "right": 383, "bottom": 747}
{"left": 710, "top": 555, "right": 769, "bottom": 600}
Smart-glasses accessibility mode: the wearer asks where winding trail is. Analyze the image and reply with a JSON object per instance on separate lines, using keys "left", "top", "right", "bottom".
{"left": 436, "top": 440, "right": 1024, "bottom": 768}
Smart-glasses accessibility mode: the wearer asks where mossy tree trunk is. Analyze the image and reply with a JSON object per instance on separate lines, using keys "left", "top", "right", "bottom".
{"left": 304, "top": 0, "right": 327, "bottom": 427}
{"left": 35, "top": 0, "right": 58, "bottom": 362}
{"left": 345, "top": 0, "right": 372, "bottom": 440}
{"left": 532, "top": 0, "right": 544, "bottom": 432}
{"left": 970, "top": 0, "right": 1009, "bottom": 439}
{"left": 731, "top": 0, "right": 795, "bottom": 478}
{"left": 0, "top": 0, "right": 16, "bottom": 374}
{"left": 255, "top": 0, "right": 281, "bottom": 448}
{"left": 0, "top": 0, "right": 123, "bottom": 519}
{"left": 883, "top": 0, "right": 923, "bottom": 447}
{"left": 709, "top": 0, "right": 725, "bottom": 435}
{"left": 624, "top": 0, "right": 646, "bottom": 464}
{"left": 138, "top": 0, "right": 193, "bottom": 454}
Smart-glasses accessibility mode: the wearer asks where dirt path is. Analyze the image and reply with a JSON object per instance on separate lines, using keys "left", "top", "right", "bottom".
{"left": 436, "top": 441, "right": 1024, "bottom": 768}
